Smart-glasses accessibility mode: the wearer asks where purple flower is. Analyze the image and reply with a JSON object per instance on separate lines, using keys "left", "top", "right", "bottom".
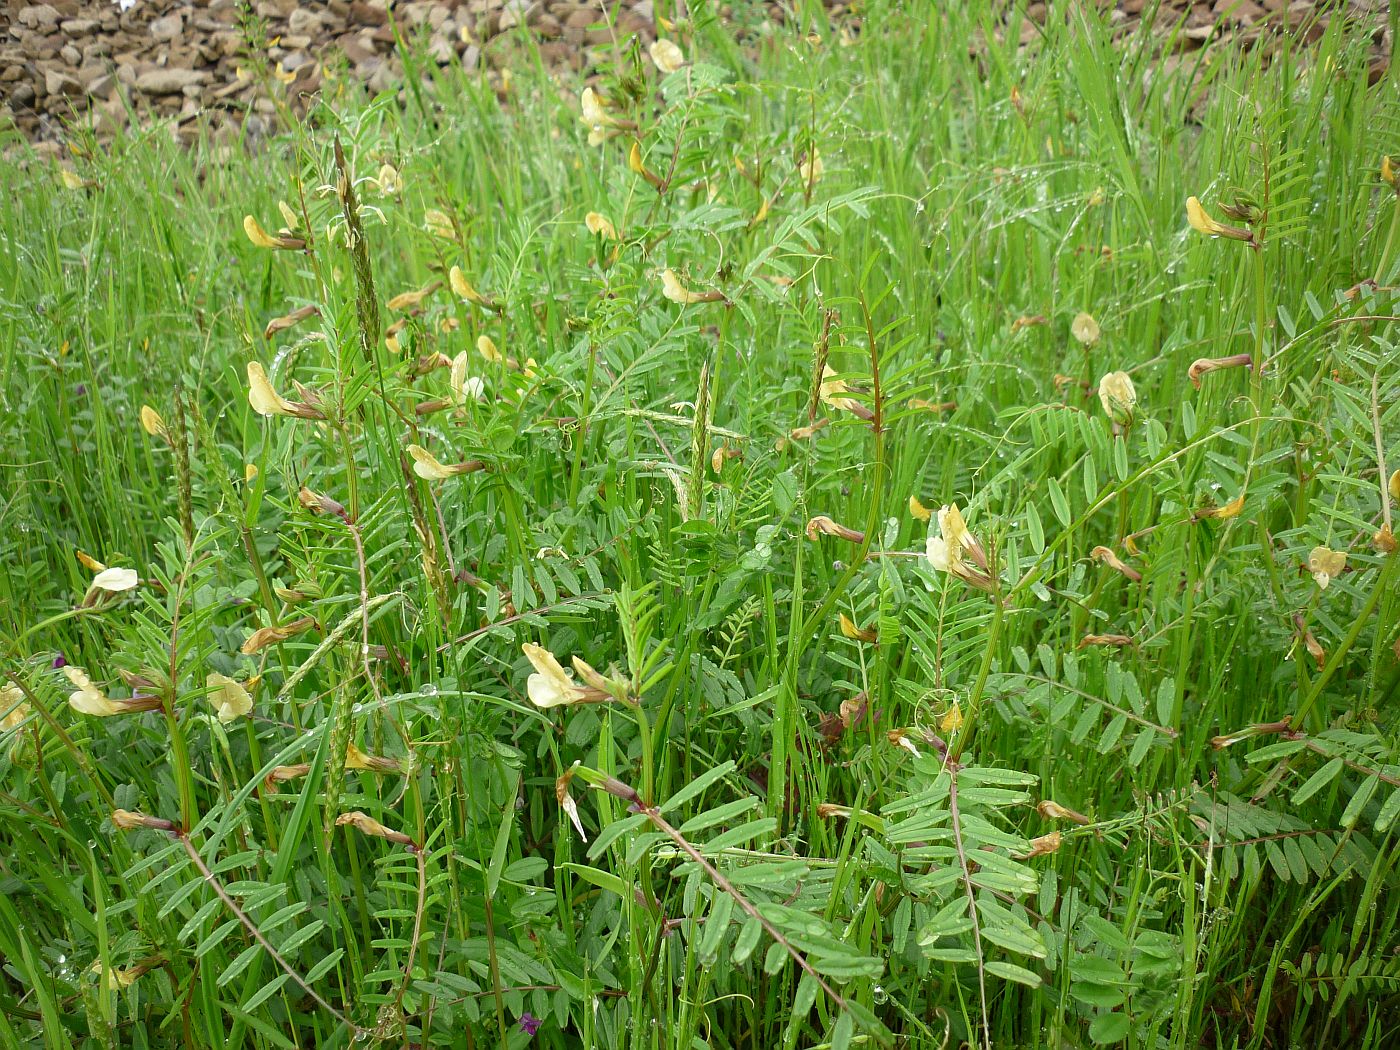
{"left": 75, "top": 384, "right": 87, "bottom": 396}
{"left": 52, "top": 653, "right": 67, "bottom": 669}
{"left": 519, "top": 1013, "right": 541, "bottom": 1037}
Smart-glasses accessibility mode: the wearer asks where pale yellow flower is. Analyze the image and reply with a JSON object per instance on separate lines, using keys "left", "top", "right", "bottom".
{"left": 335, "top": 810, "right": 417, "bottom": 849}
{"left": 926, "top": 503, "right": 994, "bottom": 592}
{"left": 1308, "top": 546, "right": 1346, "bottom": 589}
{"left": 386, "top": 280, "right": 440, "bottom": 311}
{"left": 448, "top": 266, "right": 492, "bottom": 307}
{"left": 407, "top": 444, "right": 485, "bottom": 481}
{"left": 585, "top": 212, "right": 618, "bottom": 240}
{"left": 345, "top": 742, "right": 403, "bottom": 773}
{"left": 797, "top": 148, "right": 824, "bottom": 185}
{"left": 375, "top": 163, "right": 401, "bottom": 197}
{"left": 206, "top": 673, "right": 253, "bottom": 724}
{"left": 477, "top": 335, "right": 502, "bottom": 363}
{"left": 240, "top": 616, "right": 316, "bottom": 654}
{"left": 1, "top": 683, "right": 29, "bottom": 732}
{"left": 909, "top": 496, "right": 932, "bottom": 522}
{"left": 140, "top": 405, "right": 167, "bottom": 438}
{"left": 1188, "top": 353, "right": 1253, "bottom": 388}
{"left": 1070, "top": 312, "right": 1100, "bottom": 347}
{"left": 64, "top": 666, "right": 121, "bottom": 717}
{"left": 91, "top": 567, "right": 139, "bottom": 593}
{"left": 277, "top": 200, "right": 300, "bottom": 231}
{"left": 557, "top": 766, "right": 587, "bottom": 841}
{"left": 450, "top": 352, "right": 484, "bottom": 404}
{"left": 579, "top": 87, "right": 618, "bottom": 132}
{"left": 649, "top": 38, "right": 686, "bottom": 74}
{"left": 661, "top": 268, "right": 724, "bottom": 305}
{"left": 1382, "top": 155, "right": 1396, "bottom": 189}
{"left": 424, "top": 208, "right": 455, "bottom": 239}
{"left": 1185, "top": 196, "right": 1252, "bottom": 243}
{"left": 818, "top": 365, "right": 872, "bottom": 419}
{"left": 523, "top": 643, "right": 589, "bottom": 708}
{"left": 521, "top": 645, "right": 616, "bottom": 709}
{"left": 838, "top": 613, "right": 877, "bottom": 643}
{"left": 246, "top": 362, "right": 324, "bottom": 420}
{"left": 1097, "top": 371, "right": 1137, "bottom": 426}
{"left": 243, "top": 214, "right": 302, "bottom": 250}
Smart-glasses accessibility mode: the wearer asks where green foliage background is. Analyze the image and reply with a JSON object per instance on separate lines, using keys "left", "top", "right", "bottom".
{"left": 1, "top": 3, "right": 1398, "bottom": 1047}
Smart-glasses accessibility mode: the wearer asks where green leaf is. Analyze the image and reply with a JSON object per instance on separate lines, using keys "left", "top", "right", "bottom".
{"left": 1089, "top": 1011, "right": 1132, "bottom": 1044}
{"left": 659, "top": 761, "right": 737, "bottom": 815}
{"left": 984, "top": 960, "right": 1042, "bottom": 987}
{"left": 560, "top": 863, "right": 628, "bottom": 899}
{"left": 1292, "top": 757, "right": 1345, "bottom": 806}
{"left": 1340, "top": 774, "right": 1379, "bottom": 828}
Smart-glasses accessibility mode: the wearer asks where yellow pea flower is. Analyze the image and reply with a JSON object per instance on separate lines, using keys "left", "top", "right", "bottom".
{"left": 1307, "top": 546, "right": 1346, "bottom": 589}
{"left": 375, "top": 163, "right": 401, "bottom": 197}
{"left": 140, "top": 405, "right": 167, "bottom": 438}
{"left": 448, "top": 265, "right": 494, "bottom": 308}
{"left": 649, "top": 38, "right": 686, "bottom": 74}
{"left": 585, "top": 212, "right": 618, "bottom": 240}
{"left": 661, "top": 268, "right": 724, "bottom": 305}
{"left": 522, "top": 643, "right": 611, "bottom": 708}
{"left": 240, "top": 616, "right": 317, "bottom": 654}
{"left": 1070, "top": 312, "right": 1100, "bottom": 347}
{"left": 1185, "top": 196, "right": 1253, "bottom": 243}
{"left": 926, "top": 503, "right": 995, "bottom": 592}
{"left": 1188, "top": 353, "right": 1253, "bottom": 388}
{"left": 243, "top": 214, "right": 303, "bottom": 251}
{"left": 246, "top": 362, "right": 325, "bottom": 420}
{"left": 406, "top": 444, "right": 486, "bottom": 480}
{"left": 1097, "top": 370, "right": 1137, "bottom": 426}
{"left": 386, "top": 280, "right": 440, "bottom": 312}
{"left": 64, "top": 667, "right": 161, "bottom": 717}
{"left": 206, "top": 673, "right": 253, "bottom": 724}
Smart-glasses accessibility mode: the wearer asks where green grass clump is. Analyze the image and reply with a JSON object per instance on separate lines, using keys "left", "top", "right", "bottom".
{"left": 2, "top": 4, "right": 1399, "bottom": 1047}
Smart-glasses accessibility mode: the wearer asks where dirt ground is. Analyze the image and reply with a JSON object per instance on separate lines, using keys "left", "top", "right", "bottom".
{"left": 0, "top": 0, "right": 1391, "bottom": 150}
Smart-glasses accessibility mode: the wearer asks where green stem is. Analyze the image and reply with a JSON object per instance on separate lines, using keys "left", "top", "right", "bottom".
{"left": 950, "top": 595, "right": 1004, "bottom": 762}
{"left": 1374, "top": 191, "right": 1400, "bottom": 285}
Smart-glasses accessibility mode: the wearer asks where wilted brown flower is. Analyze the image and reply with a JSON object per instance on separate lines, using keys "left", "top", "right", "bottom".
{"left": 240, "top": 616, "right": 317, "bottom": 654}
{"left": 1188, "top": 353, "right": 1253, "bottom": 388}
{"left": 263, "top": 304, "right": 319, "bottom": 339}
{"left": 806, "top": 515, "right": 866, "bottom": 544}
{"left": 1091, "top": 545, "right": 1142, "bottom": 583}
{"left": 1021, "top": 831, "right": 1062, "bottom": 858}
{"left": 1037, "top": 800, "right": 1091, "bottom": 825}
{"left": 111, "top": 809, "right": 177, "bottom": 833}
{"left": 1079, "top": 634, "right": 1134, "bottom": 649}
{"left": 335, "top": 810, "right": 418, "bottom": 851}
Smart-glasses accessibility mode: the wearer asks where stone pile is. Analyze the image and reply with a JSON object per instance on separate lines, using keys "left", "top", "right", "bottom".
{"left": 0, "top": 0, "right": 671, "bottom": 148}
{"left": 0, "top": 0, "right": 1390, "bottom": 152}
